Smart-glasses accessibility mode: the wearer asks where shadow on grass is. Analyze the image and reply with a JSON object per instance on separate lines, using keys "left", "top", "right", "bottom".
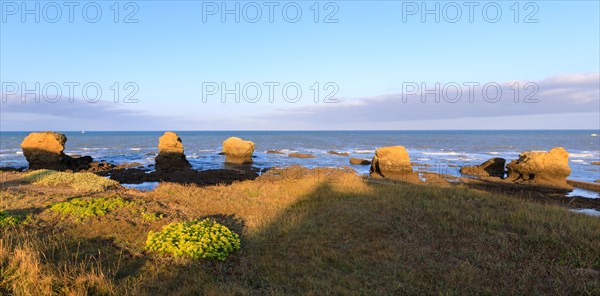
{"left": 2, "top": 172, "right": 599, "bottom": 295}
{"left": 131, "top": 181, "right": 600, "bottom": 295}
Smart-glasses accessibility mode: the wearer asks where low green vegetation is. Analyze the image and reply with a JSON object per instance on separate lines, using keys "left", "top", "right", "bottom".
{"left": 140, "top": 210, "right": 164, "bottom": 221}
{"left": 145, "top": 218, "right": 241, "bottom": 260}
{"left": 23, "top": 169, "right": 120, "bottom": 192}
{"left": 0, "top": 210, "right": 21, "bottom": 228}
{"left": 50, "top": 196, "right": 133, "bottom": 221}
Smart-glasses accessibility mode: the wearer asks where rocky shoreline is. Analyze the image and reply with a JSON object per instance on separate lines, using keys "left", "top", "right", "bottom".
{"left": 4, "top": 131, "right": 599, "bottom": 209}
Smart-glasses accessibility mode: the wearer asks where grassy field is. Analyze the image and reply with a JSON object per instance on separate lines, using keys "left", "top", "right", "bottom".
{"left": 0, "top": 169, "right": 599, "bottom": 295}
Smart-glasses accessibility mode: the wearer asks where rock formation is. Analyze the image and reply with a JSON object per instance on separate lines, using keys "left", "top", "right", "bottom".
{"left": 288, "top": 153, "right": 316, "bottom": 159}
{"left": 506, "top": 147, "right": 572, "bottom": 190}
{"left": 155, "top": 132, "right": 191, "bottom": 170}
{"left": 266, "top": 150, "right": 284, "bottom": 154}
{"left": 460, "top": 158, "right": 506, "bottom": 178}
{"left": 370, "top": 146, "right": 419, "bottom": 182}
{"left": 222, "top": 137, "right": 255, "bottom": 164}
{"left": 349, "top": 158, "right": 371, "bottom": 165}
{"left": 20, "top": 132, "right": 93, "bottom": 171}
{"left": 328, "top": 151, "right": 349, "bottom": 156}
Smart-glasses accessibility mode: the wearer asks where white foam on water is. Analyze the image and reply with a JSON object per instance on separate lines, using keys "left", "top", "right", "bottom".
{"left": 570, "top": 209, "right": 600, "bottom": 217}
{"left": 487, "top": 152, "right": 499, "bottom": 155}
{"left": 354, "top": 150, "right": 375, "bottom": 154}
{"left": 422, "top": 151, "right": 461, "bottom": 156}
{"left": 130, "top": 148, "right": 142, "bottom": 151}
{"left": 15, "top": 151, "right": 22, "bottom": 155}
{"left": 570, "top": 160, "right": 585, "bottom": 163}
{"left": 569, "top": 153, "right": 594, "bottom": 158}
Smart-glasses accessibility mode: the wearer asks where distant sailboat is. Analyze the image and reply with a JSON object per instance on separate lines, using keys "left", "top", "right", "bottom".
{"left": 81, "top": 130, "right": 86, "bottom": 134}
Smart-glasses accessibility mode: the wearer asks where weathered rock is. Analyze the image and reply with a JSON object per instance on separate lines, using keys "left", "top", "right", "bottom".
{"left": 21, "top": 132, "right": 68, "bottom": 170}
{"left": 222, "top": 137, "right": 255, "bottom": 164}
{"left": 106, "top": 167, "right": 259, "bottom": 186}
{"left": 288, "top": 153, "right": 315, "bottom": 159}
{"left": 266, "top": 150, "right": 284, "bottom": 154}
{"left": 460, "top": 158, "right": 506, "bottom": 178}
{"left": 349, "top": 158, "right": 371, "bottom": 165}
{"left": 566, "top": 180, "right": 600, "bottom": 192}
{"left": 20, "top": 132, "right": 93, "bottom": 171}
{"left": 506, "top": 147, "right": 572, "bottom": 190}
{"left": 155, "top": 132, "right": 191, "bottom": 171}
{"left": 86, "top": 161, "right": 116, "bottom": 172}
{"left": 328, "top": 151, "right": 349, "bottom": 156}
{"left": 592, "top": 161, "right": 600, "bottom": 166}
{"left": 370, "top": 146, "right": 419, "bottom": 182}
{"left": 69, "top": 156, "right": 94, "bottom": 171}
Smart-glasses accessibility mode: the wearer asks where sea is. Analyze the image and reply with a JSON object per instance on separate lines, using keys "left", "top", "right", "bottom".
{"left": 1, "top": 130, "right": 599, "bottom": 183}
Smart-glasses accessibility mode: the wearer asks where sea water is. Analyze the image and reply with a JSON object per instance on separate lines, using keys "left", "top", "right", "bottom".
{"left": 1, "top": 130, "right": 599, "bottom": 184}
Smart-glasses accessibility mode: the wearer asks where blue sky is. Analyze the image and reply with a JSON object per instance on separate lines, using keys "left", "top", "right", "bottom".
{"left": 1, "top": 1, "right": 599, "bottom": 130}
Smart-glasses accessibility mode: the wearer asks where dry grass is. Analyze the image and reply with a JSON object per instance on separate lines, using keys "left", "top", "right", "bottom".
{"left": 0, "top": 231, "right": 118, "bottom": 296}
{"left": 0, "top": 169, "right": 599, "bottom": 295}
{"left": 23, "top": 170, "right": 121, "bottom": 192}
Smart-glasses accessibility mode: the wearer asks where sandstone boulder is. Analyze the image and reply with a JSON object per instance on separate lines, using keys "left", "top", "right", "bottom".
{"left": 20, "top": 132, "right": 93, "bottom": 171}
{"left": 328, "top": 151, "right": 349, "bottom": 156}
{"left": 222, "top": 137, "right": 255, "bottom": 164}
{"left": 370, "top": 146, "right": 418, "bottom": 182}
{"left": 460, "top": 158, "right": 506, "bottom": 178}
{"left": 506, "top": 147, "right": 572, "bottom": 190}
{"left": 266, "top": 150, "right": 284, "bottom": 154}
{"left": 288, "top": 153, "right": 316, "bottom": 159}
{"left": 349, "top": 158, "right": 371, "bottom": 165}
{"left": 155, "top": 132, "right": 191, "bottom": 170}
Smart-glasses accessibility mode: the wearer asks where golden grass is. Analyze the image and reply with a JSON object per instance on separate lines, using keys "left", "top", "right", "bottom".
{"left": 0, "top": 231, "right": 117, "bottom": 296}
{"left": 0, "top": 169, "right": 599, "bottom": 295}
{"left": 22, "top": 170, "right": 120, "bottom": 192}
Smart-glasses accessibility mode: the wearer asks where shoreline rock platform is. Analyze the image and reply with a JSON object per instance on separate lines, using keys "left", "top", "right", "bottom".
{"left": 10, "top": 132, "right": 598, "bottom": 207}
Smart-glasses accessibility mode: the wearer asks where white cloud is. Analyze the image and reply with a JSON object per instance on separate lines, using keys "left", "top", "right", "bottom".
{"left": 256, "top": 73, "right": 600, "bottom": 129}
